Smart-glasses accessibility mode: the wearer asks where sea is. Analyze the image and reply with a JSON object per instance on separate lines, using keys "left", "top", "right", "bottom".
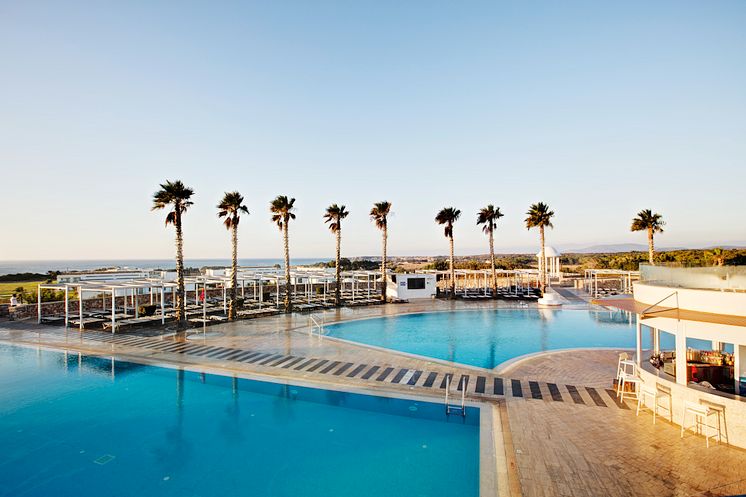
{"left": 0, "top": 258, "right": 330, "bottom": 276}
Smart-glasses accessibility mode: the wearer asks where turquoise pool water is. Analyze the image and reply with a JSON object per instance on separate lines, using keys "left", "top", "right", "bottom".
{"left": 326, "top": 309, "right": 652, "bottom": 369}
{"left": 0, "top": 345, "right": 479, "bottom": 497}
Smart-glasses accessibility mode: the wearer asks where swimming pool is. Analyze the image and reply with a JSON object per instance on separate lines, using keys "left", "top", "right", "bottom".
{"left": 0, "top": 345, "right": 479, "bottom": 497}
{"left": 326, "top": 309, "right": 652, "bottom": 369}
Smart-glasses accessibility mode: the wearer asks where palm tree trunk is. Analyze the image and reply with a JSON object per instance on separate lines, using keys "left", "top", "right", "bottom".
{"left": 489, "top": 228, "right": 497, "bottom": 298}
{"left": 449, "top": 234, "right": 455, "bottom": 299}
{"left": 381, "top": 225, "right": 387, "bottom": 302}
{"left": 229, "top": 220, "right": 238, "bottom": 320}
{"left": 283, "top": 222, "right": 291, "bottom": 312}
{"left": 539, "top": 226, "right": 546, "bottom": 292}
{"left": 175, "top": 209, "right": 186, "bottom": 330}
{"left": 335, "top": 227, "right": 342, "bottom": 306}
{"left": 648, "top": 228, "right": 655, "bottom": 265}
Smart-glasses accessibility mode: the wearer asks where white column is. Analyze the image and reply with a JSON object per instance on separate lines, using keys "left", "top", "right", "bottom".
{"left": 635, "top": 315, "right": 642, "bottom": 366}
{"left": 64, "top": 286, "right": 69, "bottom": 327}
{"left": 653, "top": 327, "right": 660, "bottom": 354}
{"left": 160, "top": 287, "right": 165, "bottom": 324}
{"left": 736, "top": 345, "right": 745, "bottom": 395}
{"left": 37, "top": 287, "right": 42, "bottom": 324}
{"left": 79, "top": 289, "right": 84, "bottom": 331}
{"left": 675, "top": 328, "right": 687, "bottom": 386}
{"left": 111, "top": 290, "right": 116, "bottom": 334}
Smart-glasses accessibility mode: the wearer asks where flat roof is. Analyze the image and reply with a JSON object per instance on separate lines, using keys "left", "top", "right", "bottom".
{"left": 593, "top": 297, "right": 746, "bottom": 328}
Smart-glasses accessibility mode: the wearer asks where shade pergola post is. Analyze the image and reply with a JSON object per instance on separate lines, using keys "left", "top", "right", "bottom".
{"left": 37, "top": 287, "right": 42, "bottom": 324}
{"left": 111, "top": 288, "right": 116, "bottom": 333}
{"left": 79, "top": 288, "right": 84, "bottom": 330}
{"left": 64, "top": 286, "right": 69, "bottom": 327}
{"left": 134, "top": 289, "right": 139, "bottom": 318}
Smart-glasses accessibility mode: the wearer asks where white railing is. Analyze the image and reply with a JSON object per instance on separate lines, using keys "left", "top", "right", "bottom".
{"left": 444, "top": 374, "right": 466, "bottom": 417}
{"left": 640, "top": 264, "right": 746, "bottom": 292}
{"left": 308, "top": 313, "right": 325, "bottom": 338}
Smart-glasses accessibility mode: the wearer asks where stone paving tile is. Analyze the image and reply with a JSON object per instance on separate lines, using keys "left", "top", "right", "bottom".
{"left": 505, "top": 349, "right": 746, "bottom": 497}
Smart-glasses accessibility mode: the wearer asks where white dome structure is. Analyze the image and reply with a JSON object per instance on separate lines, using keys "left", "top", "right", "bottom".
{"left": 536, "top": 246, "right": 562, "bottom": 279}
{"left": 535, "top": 246, "right": 561, "bottom": 258}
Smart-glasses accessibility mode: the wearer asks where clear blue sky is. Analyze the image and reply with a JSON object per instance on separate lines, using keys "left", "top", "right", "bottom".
{"left": 1, "top": 0, "right": 745, "bottom": 260}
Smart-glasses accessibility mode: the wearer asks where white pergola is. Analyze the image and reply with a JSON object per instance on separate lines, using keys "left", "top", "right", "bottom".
{"left": 420, "top": 268, "right": 541, "bottom": 295}
{"left": 584, "top": 269, "right": 639, "bottom": 297}
{"left": 38, "top": 279, "right": 178, "bottom": 332}
{"left": 35, "top": 267, "right": 385, "bottom": 331}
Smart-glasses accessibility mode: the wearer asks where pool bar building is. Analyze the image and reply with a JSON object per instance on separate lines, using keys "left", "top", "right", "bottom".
{"left": 602, "top": 264, "right": 746, "bottom": 448}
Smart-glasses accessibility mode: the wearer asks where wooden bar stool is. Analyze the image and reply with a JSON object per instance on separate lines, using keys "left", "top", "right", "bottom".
{"left": 681, "top": 401, "right": 722, "bottom": 448}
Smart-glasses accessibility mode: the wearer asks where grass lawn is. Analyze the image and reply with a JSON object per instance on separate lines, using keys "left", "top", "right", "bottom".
{"left": 0, "top": 281, "right": 46, "bottom": 303}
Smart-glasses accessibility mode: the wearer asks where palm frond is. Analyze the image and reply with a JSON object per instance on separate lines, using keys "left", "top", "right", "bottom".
{"left": 435, "top": 207, "right": 461, "bottom": 238}
{"left": 525, "top": 202, "right": 554, "bottom": 230}
{"left": 630, "top": 209, "right": 665, "bottom": 233}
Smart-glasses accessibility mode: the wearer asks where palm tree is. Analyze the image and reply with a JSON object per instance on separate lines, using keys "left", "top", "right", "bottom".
{"left": 631, "top": 209, "right": 665, "bottom": 265}
{"left": 707, "top": 247, "right": 726, "bottom": 267}
{"left": 525, "top": 202, "right": 554, "bottom": 291}
{"left": 270, "top": 195, "right": 296, "bottom": 312}
{"left": 324, "top": 204, "right": 349, "bottom": 306}
{"left": 435, "top": 207, "right": 461, "bottom": 299}
{"left": 477, "top": 205, "right": 504, "bottom": 298}
{"left": 152, "top": 180, "right": 194, "bottom": 330}
{"left": 370, "top": 201, "right": 392, "bottom": 302}
{"left": 217, "top": 191, "right": 249, "bottom": 320}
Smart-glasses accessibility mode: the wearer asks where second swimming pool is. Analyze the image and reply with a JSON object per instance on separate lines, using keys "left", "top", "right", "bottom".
{"left": 325, "top": 308, "right": 649, "bottom": 369}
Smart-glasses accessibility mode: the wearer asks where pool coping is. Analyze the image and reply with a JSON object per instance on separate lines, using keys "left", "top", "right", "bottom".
{"left": 3, "top": 339, "right": 508, "bottom": 497}
{"left": 494, "top": 346, "right": 637, "bottom": 375}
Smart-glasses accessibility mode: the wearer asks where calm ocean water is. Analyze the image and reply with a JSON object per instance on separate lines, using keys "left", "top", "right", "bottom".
{"left": 0, "top": 258, "right": 329, "bottom": 276}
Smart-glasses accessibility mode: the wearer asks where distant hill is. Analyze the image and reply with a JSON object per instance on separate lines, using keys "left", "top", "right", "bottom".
{"left": 567, "top": 243, "right": 685, "bottom": 254}
{"left": 564, "top": 243, "right": 746, "bottom": 254}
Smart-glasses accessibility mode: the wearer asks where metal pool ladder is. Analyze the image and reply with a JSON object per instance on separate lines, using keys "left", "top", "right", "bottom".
{"left": 308, "top": 313, "right": 325, "bottom": 338}
{"left": 445, "top": 375, "right": 466, "bottom": 417}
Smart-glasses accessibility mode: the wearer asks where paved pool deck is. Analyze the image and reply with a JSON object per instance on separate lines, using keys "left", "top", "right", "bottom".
{"left": 1, "top": 297, "right": 745, "bottom": 497}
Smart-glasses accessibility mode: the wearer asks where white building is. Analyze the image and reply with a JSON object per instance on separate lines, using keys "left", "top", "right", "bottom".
{"left": 386, "top": 273, "right": 437, "bottom": 300}
{"left": 604, "top": 264, "right": 746, "bottom": 448}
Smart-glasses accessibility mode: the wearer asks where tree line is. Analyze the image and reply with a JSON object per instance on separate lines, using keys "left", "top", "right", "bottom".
{"left": 151, "top": 179, "right": 696, "bottom": 329}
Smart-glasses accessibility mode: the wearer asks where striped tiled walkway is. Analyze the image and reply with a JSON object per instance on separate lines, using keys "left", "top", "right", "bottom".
{"left": 37, "top": 328, "right": 630, "bottom": 410}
